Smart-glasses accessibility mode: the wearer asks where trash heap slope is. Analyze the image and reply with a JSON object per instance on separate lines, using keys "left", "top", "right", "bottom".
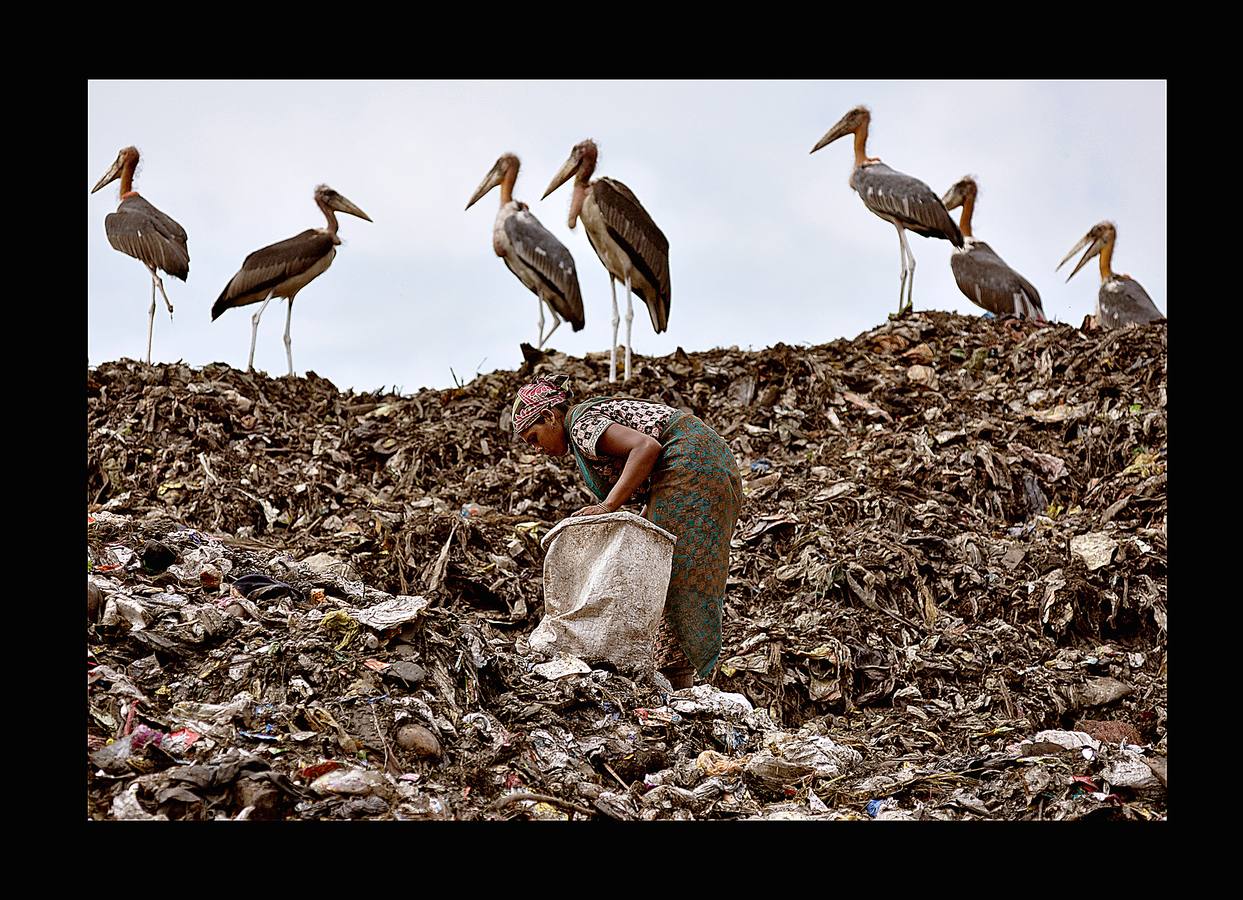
{"left": 87, "top": 312, "right": 1167, "bottom": 820}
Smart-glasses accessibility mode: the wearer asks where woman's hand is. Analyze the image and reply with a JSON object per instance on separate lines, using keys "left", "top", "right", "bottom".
{"left": 572, "top": 503, "right": 615, "bottom": 517}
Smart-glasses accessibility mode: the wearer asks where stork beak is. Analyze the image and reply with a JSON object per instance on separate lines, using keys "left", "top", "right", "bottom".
{"left": 91, "top": 157, "right": 123, "bottom": 194}
{"left": 1057, "top": 233, "right": 1101, "bottom": 281}
{"left": 941, "top": 184, "right": 965, "bottom": 211}
{"left": 811, "top": 116, "right": 855, "bottom": 154}
{"left": 542, "top": 154, "right": 579, "bottom": 200}
{"left": 466, "top": 162, "right": 504, "bottom": 210}
{"left": 331, "top": 193, "right": 372, "bottom": 222}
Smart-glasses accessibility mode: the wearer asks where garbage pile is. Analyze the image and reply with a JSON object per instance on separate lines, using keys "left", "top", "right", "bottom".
{"left": 87, "top": 312, "right": 1167, "bottom": 820}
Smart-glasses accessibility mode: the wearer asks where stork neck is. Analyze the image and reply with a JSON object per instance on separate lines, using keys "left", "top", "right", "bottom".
{"left": 853, "top": 123, "right": 869, "bottom": 168}
{"left": 580, "top": 147, "right": 598, "bottom": 183}
{"left": 120, "top": 158, "right": 136, "bottom": 195}
{"left": 569, "top": 181, "right": 587, "bottom": 229}
{"left": 319, "top": 199, "right": 340, "bottom": 238}
{"left": 500, "top": 165, "right": 517, "bottom": 205}
{"left": 1099, "top": 238, "right": 1115, "bottom": 281}
{"left": 959, "top": 194, "right": 975, "bottom": 238}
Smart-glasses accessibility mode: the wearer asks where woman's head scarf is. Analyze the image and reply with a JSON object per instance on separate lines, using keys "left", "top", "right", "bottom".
{"left": 511, "top": 374, "right": 573, "bottom": 434}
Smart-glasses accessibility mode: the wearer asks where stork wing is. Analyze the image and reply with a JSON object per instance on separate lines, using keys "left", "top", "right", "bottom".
{"left": 213, "top": 230, "right": 336, "bottom": 318}
{"left": 593, "top": 177, "right": 671, "bottom": 331}
{"left": 104, "top": 196, "right": 190, "bottom": 280}
{"left": 953, "top": 242, "right": 1046, "bottom": 320}
{"left": 1012, "top": 271, "right": 1046, "bottom": 321}
{"left": 1100, "top": 277, "right": 1164, "bottom": 328}
{"left": 853, "top": 164, "right": 963, "bottom": 246}
{"left": 121, "top": 195, "right": 188, "bottom": 245}
{"left": 504, "top": 207, "right": 584, "bottom": 329}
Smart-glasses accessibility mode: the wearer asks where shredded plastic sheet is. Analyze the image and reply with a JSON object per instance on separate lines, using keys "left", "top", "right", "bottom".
{"left": 352, "top": 595, "right": 430, "bottom": 630}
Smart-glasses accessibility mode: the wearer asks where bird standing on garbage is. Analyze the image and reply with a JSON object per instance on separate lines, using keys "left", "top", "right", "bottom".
{"left": 1058, "top": 222, "right": 1164, "bottom": 328}
{"left": 941, "top": 176, "right": 1045, "bottom": 321}
{"left": 90, "top": 146, "right": 190, "bottom": 365}
{"left": 543, "top": 140, "right": 671, "bottom": 383}
{"left": 810, "top": 106, "right": 963, "bottom": 315}
{"left": 212, "top": 185, "right": 372, "bottom": 376}
{"left": 466, "top": 153, "right": 585, "bottom": 349}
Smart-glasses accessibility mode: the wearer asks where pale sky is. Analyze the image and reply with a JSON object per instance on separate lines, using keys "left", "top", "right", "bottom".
{"left": 87, "top": 80, "right": 1166, "bottom": 393}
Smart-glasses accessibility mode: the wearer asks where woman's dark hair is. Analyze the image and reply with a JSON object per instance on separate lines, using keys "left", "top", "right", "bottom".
{"left": 544, "top": 373, "right": 574, "bottom": 413}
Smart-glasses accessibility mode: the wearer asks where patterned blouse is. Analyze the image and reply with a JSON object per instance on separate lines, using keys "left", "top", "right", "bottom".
{"left": 568, "top": 398, "right": 679, "bottom": 462}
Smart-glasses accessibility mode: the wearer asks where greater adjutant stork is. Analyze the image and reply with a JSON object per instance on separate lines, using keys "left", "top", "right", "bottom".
{"left": 213, "top": 185, "right": 371, "bottom": 376}
{"left": 1058, "top": 222, "right": 1164, "bottom": 329}
{"left": 941, "top": 176, "right": 1045, "bottom": 321}
{"left": 542, "top": 140, "right": 670, "bottom": 383}
{"left": 466, "top": 153, "right": 584, "bottom": 349}
{"left": 810, "top": 106, "right": 962, "bottom": 314}
{"left": 90, "top": 146, "right": 190, "bottom": 364}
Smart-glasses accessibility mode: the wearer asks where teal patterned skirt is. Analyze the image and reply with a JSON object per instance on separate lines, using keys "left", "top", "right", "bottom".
{"left": 571, "top": 408, "right": 742, "bottom": 678}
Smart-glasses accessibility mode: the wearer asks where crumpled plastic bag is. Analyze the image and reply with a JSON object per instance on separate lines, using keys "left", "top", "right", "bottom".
{"left": 532, "top": 512, "right": 676, "bottom": 674}
{"left": 745, "top": 729, "right": 863, "bottom": 788}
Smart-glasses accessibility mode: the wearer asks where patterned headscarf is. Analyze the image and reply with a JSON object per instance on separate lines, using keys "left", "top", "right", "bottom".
{"left": 511, "top": 375, "right": 572, "bottom": 434}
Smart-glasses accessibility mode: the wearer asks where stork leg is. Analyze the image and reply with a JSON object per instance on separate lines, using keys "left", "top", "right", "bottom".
{"left": 893, "top": 225, "right": 909, "bottom": 314}
{"left": 897, "top": 227, "right": 916, "bottom": 314}
{"left": 284, "top": 297, "right": 295, "bottom": 378}
{"left": 146, "top": 276, "right": 157, "bottom": 365}
{"left": 543, "top": 302, "right": 564, "bottom": 347}
{"left": 249, "top": 293, "right": 274, "bottom": 372}
{"left": 146, "top": 264, "right": 174, "bottom": 321}
{"left": 155, "top": 274, "right": 174, "bottom": 319}
{"left": 536, "top": 299, "right": 547, "bottom": 349}
{"left": 623, "top": 271, "right": 634, "bottom": 382}
{"left": 609, "top": 275, "right": 620, "bottom": 384}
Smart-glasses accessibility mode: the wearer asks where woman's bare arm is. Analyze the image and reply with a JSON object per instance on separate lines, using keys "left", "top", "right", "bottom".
{"left": 572, "top": 423, "right": 663, "bottom": 516}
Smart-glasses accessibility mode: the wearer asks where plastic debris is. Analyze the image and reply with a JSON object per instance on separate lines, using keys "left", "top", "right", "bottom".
{"left": 310, "top": 768, "right": 390, "bottom": 797}
{"left": 352, "top": 595, "right": 430, "bottom": 631}
{"left": 533, "top": 653, "right": 593, "bottom": 680}
{"left": 1070, "top": 532, "right": 1119, "bottom": 571}
{"left": 86, "top": 312, "right": 1166, "bottom": 820}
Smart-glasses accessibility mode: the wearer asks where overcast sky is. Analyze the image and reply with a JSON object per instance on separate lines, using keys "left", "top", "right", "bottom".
{"left": 87, "top": 80, "right": 1166, "bottom": 393}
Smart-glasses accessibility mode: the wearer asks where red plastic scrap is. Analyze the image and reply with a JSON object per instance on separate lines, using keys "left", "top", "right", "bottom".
{"left": 1071, "top": 776, "right": 1100, "bottom": 792}
{"left": 299, "top": 761, "right": 343, "bottom": 781}
{"left": 122, "top": 699, "right": 142, "bottom": 736}
{"left": 167, "top": 728, "right": 201, "bottom": 751}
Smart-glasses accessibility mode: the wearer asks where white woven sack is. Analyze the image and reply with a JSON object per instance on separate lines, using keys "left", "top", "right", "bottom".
{"left": 532, "top": 511, "right": 677, "bottom": 673}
